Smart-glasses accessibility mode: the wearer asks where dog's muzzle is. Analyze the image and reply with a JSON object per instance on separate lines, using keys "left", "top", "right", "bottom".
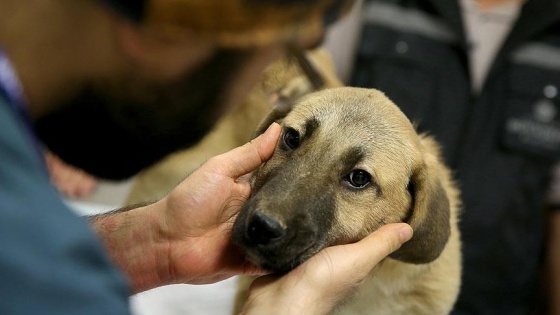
{"left": 232, "top": 192, "right": 336, "bottom": 273}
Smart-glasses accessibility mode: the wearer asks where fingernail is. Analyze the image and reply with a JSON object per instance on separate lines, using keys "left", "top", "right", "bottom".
{"left": 263, "top": 122, "right": 276, "bottom": 134}
{"left": 400, "top": 226, "right": 413, "bottom": 243}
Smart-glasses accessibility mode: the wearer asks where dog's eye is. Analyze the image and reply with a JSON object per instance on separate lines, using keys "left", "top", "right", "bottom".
{"left": 344, "top": 170, "right": 371, "bottom": 189}
{"left": 283, "top": 128, "right": 300, "bottom": 149}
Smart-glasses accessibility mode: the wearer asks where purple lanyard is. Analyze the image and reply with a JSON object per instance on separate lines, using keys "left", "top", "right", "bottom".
{"left": 0, "top": 49, "right": 26, "bottom": 109}
{"left": 0, "top": 47, "right": 45, "bottom": 164}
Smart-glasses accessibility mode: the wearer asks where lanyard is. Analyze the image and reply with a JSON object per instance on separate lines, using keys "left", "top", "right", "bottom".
{"left": 0, "top": 49, "right": 26, "bottom": 110}
{"left": 0, "top": 47, "right": 45, "bottom": 165}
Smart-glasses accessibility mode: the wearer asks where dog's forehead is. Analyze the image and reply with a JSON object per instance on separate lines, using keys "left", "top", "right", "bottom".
{"left": 281, "top": 87, "right": 422, "bottom": 185}
{"left": 287, "top": 87, "right": 417, "bottom": 142}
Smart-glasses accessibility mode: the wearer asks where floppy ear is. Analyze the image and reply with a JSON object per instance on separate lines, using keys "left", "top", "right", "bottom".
{"left": 390, "top": 154, "right": 451, "bottom": 264}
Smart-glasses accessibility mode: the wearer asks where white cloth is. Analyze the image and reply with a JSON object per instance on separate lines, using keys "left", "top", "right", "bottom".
{"left": 459, "top": 0, "right": 521, "bottom": 93}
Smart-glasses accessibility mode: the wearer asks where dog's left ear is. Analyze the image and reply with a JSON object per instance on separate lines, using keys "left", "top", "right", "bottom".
{"left": 253, "top": 104, "right": 291, "bottom": 136}
{"left": 390, "top": 152, "right": 451, "bottom": 264}
{"left": 253, "top": 94, "right": 296, "bottom": 136}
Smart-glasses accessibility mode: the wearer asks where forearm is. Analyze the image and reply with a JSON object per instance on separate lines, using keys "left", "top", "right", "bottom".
{"left": 241, "top": 282, "right": 323, "bottom": 315}
{"left": 89, "top": 201, "right": 172, "bottom": 294}
{"left": 544, "top": 210, "right": 560, "bottom": 314}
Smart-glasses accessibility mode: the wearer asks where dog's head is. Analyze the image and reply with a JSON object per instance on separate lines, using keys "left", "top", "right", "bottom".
{"left": 232, "top": 87, "right": 450, "bottom": 272}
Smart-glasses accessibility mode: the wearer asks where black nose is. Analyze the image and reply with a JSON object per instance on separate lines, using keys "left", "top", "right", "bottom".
{"left": 247, "top": 211, "right": 286, "bottom": 245}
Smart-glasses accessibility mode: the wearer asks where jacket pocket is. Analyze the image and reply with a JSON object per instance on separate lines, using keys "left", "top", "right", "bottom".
{"left": 502, "top": 44, "right": 560, "bottom": 160}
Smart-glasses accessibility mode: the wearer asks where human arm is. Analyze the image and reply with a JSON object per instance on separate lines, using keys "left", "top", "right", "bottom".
{"left": 540, "top": 163, "right": 560, "bottom": 314}
{"left": 89, "top": 123, "right": 282, "bottom": 293}
{"left": 241, "top": 223, "right": 413, "bottom": 315}
{"left": 542, "top": 210, "right": 560, "bottom": 314}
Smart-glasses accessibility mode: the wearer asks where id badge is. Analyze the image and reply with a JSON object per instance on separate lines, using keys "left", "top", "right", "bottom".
{"left": 503, "top": 88, "right": 560, "bottom": 160}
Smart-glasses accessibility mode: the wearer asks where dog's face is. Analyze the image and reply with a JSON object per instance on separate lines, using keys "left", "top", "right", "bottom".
{"left": 232, "top": 87, "right": 450, "bottom": 272}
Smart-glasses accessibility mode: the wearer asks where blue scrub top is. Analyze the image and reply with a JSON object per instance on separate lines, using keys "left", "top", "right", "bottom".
{"left": 0, "top": 95, "right": 131, "bottom": 314}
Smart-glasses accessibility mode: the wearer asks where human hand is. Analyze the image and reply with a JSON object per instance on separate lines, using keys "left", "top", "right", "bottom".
{"left": 45, "top": 150, "right": 97, "bottom": 198}
{"left": 156, "top": 123, "right": 282, "bottom": 285}
{"left": 240, "top": 223, "right": 413, "bottom": 315}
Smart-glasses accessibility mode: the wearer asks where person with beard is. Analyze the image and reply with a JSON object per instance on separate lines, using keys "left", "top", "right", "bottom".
{"left": 0, "top": 0, "right": 414, "bottom": 314}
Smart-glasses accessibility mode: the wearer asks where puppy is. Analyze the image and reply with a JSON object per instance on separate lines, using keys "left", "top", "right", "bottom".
{"left": 232, "top": 87, "right": 462, "bottom": 314}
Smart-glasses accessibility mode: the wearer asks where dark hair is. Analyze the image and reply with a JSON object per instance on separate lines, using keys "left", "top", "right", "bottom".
{"left": 97, "top": 0, "right": 146, "bottom": 22}
{"left": 36, "top": 48, "right": 254, "bottom": 180}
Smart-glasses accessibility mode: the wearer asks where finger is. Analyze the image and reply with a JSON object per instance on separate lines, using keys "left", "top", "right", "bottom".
{"left": 211, "top": 123, "right": 281, "bottom": 178}
{"left": 304, "top": 223, "right": 412, "bottom": 279}
{"left": 73, "top": 172, "right": 97, "bottom": 197}
{"left": 351, "top": 223, "right": 413, "bottom": 264}
{"left": 238, "top": 262, "right": 269, "bottom": 277}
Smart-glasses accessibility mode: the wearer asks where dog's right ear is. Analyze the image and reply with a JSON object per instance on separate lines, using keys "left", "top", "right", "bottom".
{"left": 389, "top": 150, "right": 451, "bottom": 264}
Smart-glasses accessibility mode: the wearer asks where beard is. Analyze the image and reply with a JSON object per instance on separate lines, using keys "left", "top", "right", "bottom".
{"left": 35, "top": 49, "right": 253, "bottom": 180}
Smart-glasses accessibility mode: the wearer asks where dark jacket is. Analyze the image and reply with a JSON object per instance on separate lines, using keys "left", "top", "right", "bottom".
{"left": 351, "top": 0, "right": 560, "bottom": 313}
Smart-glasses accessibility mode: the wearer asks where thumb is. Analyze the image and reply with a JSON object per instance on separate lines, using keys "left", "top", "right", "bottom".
{"left": 354, "top": 223, "right": 413, "bottom": 264}
{"left": 209, "top": 123, "right": 281, "bottom": 178}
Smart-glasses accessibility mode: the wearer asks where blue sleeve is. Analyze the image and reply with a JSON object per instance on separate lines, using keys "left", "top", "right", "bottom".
{"left": 0, "top": 100, "right": 131, "bottom": 314}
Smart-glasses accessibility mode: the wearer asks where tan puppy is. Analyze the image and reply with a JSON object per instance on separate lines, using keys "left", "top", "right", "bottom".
{"left": 232, "top": 87, "right": 462, "bottom": 314}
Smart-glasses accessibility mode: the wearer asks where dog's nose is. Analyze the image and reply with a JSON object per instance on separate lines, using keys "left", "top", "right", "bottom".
{"left": 247, "top": 211, "right": 286, "bottom": 245}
